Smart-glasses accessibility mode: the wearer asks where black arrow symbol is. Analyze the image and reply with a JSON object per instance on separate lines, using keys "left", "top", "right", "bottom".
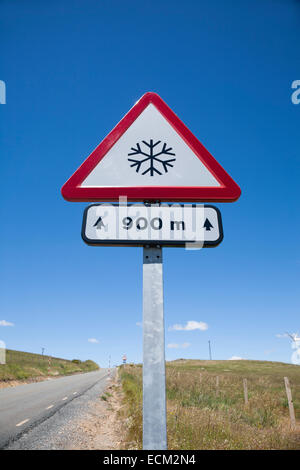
{"left": 93, "top": 217, "right": 106, "bottom": 229}
{"left": 203, "top": 218, "right": 213, "bottom": 231}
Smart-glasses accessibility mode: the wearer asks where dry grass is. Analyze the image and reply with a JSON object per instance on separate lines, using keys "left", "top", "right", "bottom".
{"left": 119, "top": 360, "right": 300, "bottom": 450}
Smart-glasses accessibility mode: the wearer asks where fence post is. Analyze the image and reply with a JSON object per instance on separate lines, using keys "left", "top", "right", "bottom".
{"left": 48, "top": 356, "right": 51, "bottom": 376}
{"left": 243, "top": 378, "right": 248, "bottom": 405}
{"left": 284, "top": 377, "right": 296, "bottom": 430}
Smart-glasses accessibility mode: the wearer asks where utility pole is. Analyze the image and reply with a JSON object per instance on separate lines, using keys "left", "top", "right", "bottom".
{"left": 208, "top": 340, "right": 212, "bottom": 360}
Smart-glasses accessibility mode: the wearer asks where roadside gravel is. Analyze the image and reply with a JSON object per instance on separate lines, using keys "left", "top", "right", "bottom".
{"left": 7, "top": 371, "right": 122, "bottom": 450}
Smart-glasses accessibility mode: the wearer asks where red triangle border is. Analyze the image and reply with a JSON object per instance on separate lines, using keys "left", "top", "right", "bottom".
{"left": 61, "top": 92, "right": 241, "bottom": 202}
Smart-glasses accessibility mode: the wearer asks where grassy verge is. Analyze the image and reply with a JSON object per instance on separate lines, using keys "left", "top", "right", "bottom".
{"left": 0, "top": 349, "right": 99, "bottom": 382}
{"left": 119, "top": 360, "right": 300, "bottom": 450}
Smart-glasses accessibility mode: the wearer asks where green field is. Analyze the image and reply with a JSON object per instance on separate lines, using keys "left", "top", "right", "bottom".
{"left": 0, "top": 349, "right": 99, "bottom": 382}
{"left": 120, "top": 360, "right": 300, "bottom": 450}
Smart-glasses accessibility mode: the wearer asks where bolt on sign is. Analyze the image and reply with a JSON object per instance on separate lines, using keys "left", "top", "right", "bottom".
{"left": 61, "top": 92, "right": 241, "bottom": 450}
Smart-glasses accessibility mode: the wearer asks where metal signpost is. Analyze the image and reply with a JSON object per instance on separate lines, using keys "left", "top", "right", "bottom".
{"left": 61, "top": 92, "right": 241, "bottom": 450}
{"left": 143, "top": 245, "right": 166, "bottom": 449}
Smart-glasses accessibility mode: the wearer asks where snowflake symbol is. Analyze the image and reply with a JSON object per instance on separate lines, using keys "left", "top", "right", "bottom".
{"left": 128, "top": 139, "right": 176, "bottom": 176}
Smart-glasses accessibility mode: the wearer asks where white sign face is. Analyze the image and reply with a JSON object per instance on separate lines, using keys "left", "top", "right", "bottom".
{"left": 80, "top": 104, "right": 221, "bottom": 188}
{"left": 82, "top": 204, "right": 223, "bottom": 247}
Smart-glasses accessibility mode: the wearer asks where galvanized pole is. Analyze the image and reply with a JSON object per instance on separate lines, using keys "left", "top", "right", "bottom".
{"left": 143, "top": 246, "right": 167, "bottom": 450}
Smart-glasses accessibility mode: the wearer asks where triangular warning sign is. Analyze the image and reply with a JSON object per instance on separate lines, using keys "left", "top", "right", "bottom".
{"left": 61, "top": 92, "right": 241, "bottom": 202}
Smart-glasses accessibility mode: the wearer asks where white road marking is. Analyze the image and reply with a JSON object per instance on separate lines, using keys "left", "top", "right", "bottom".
{"left": 62, "top": 396, "right": 68, "bottom": 401}
{"left": 73, "top": 392, "right": 77, "bottom": 395}
{"left": 46, "top": 405, "right": 54, "bottom": 410}
{"left": 16, "top": 419, "right": 29, "bottom": 427}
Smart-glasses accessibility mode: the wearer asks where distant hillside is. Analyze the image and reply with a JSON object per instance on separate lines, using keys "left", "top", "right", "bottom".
{"left": 0, "top": 349, "right": 99, "bottom": 383}
{"left": 166, "top": 358, "right": 300, "bottom": 378}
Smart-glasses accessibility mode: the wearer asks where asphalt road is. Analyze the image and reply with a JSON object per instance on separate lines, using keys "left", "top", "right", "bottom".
{"left": 0, "top": 369, "right": 110, "bottom": 449}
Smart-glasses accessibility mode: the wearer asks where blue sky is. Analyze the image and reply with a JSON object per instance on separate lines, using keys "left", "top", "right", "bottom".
{"left": 0, "top": 0, "right": 299, "bottom": 367}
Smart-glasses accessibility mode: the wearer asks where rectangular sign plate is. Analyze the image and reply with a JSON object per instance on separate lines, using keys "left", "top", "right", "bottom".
{"left": 82, "top": 204, "right": 223, "bottom": 247}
